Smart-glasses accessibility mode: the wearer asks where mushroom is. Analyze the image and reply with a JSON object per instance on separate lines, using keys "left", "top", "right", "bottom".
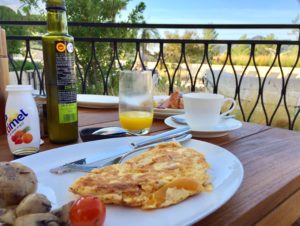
{"left": 51, "top": 201, "right": 74, "bottom": 226}
{"left": 0, "top": 208, "right": 16, "bottom": 225}
{"left": 16, "top": 193, "right": 52, "bottom": 217}
{"left": 14, "top": 213, "right": 59, "bottom": 226}
{"left": 0, "top": 162, "right": 37, "bottom": 208}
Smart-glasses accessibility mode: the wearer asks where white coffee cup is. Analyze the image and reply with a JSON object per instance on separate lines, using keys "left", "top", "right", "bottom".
{"left": 183, "top": 92, "right": 236, "bottom": 131}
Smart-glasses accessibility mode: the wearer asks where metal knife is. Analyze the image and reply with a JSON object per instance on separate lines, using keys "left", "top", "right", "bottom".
{"left": 50, "top": 126, "right": 191, "bottom": 174}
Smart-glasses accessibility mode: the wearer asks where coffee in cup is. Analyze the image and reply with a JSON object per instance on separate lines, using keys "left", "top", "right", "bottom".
{"left": 183, "top": 92, "right": 236, "bottom": 131}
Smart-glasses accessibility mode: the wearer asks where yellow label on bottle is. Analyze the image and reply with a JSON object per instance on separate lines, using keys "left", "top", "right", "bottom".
{"left": 56, "top": 42, "right": 66, "bottom": 52}
{"left": 58, "top": 103, "right": 77, "bottom": 123}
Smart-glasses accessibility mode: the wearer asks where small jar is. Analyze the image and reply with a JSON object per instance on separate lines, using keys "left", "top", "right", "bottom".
{"left": 5, "top": 85, "right": 40, "bottom": 157}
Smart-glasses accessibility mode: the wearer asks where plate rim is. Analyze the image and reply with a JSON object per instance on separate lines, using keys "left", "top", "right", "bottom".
{"left": 154, "top": 108, "right": 184, "bottom": 113}
{"left": 153, "top": 108, "right": 184, "bottom": 120}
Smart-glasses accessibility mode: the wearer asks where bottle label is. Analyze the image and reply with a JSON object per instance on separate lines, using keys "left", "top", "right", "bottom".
{"left": 6, "top": 109, "right": 34, "bottom": 145}
{"left": 55, "top": 41, "right": 77, "bottom": 124}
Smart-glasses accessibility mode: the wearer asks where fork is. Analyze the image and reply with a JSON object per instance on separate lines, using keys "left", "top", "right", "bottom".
{"left": 50, "top": 133, "right": 192, "bottom": 174}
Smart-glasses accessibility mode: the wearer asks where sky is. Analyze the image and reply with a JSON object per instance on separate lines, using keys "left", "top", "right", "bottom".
{"left": 0, "top": 0, "right": 22, "bottom": 11}
{"left": 119, "top": 0, "right": 300, "bottom": 39}
{"left": 3, "top": 0, "right": 299, "bottom": 24}
{"left": 2, "top": 0, "right": 300, "bottom": 39}
{"left": 121, "top": 0, "right": 300, "bottom": 24}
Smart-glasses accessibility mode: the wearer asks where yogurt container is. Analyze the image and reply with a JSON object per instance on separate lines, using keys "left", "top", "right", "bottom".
{"left": 5, "top": 85, "right": 40, "bottom": 156}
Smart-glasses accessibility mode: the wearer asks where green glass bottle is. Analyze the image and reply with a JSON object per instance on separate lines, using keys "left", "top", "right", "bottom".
{"left": 42, "top": 0, "right": 78, "bottom": 143}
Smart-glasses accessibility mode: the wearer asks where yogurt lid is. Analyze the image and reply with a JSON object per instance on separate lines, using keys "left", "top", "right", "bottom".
{"left": 6, "top": 85, "right": 33, "bottom": 92}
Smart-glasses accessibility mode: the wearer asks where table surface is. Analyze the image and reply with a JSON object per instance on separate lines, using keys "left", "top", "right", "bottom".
{"left": 1, "top": 107, "right": 300, "bottom": 226}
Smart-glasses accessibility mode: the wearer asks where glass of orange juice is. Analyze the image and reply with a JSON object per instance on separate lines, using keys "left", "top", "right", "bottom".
{"left": 119, "top": 70, "right": 153, "bottom": 135}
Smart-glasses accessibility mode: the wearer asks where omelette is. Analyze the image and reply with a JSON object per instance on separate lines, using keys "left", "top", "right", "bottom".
{"left": 69, "top": 142, "right": 212, "bottom": 209}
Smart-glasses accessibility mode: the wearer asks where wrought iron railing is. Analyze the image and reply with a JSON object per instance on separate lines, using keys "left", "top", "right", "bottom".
{"left": 1, "top": 21, "right": 300, "bottom": 130}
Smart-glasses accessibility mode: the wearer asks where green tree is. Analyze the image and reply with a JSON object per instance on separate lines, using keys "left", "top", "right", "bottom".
{"left": 230, "top": 33, "right": 280, "bottom": 66}
{"left": 0, "top": 5, "right": 45, "bottom": 72}
{"left": 162, "top": 31, "right": 204, "bottom": 92}
{"left": 0, "top": 6, "right": 26, "bottom": 57}
{"left": 290, "top": 14, "right": 299, "bottom": 39}
{"left": 164, "top": 30, "right": 203, "bottom": 64}
{"left": 139, "top": 28, "right": 160, "bottom": 64}
{"left": 202, "top": 28, "right": 218, "bottom": 39}
{"left": 164, "top": 31, "right": 181, "bottom": 64}
{"left": 255, "top": 33, "right": 276, "bottom": 56}
{"left": 202, "top": 28, "right": 220, "bottom": 60}
{"left": 286, "top": 15, "right": 299, "bottom": 59}
{"left": 184, "top": 31, "right": 204, "bottom": 63}
{"left": 232, "top": 34, "right": 251, "bottom": 56}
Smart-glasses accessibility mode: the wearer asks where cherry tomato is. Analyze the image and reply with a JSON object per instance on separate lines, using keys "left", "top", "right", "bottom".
{"left": 70, "top": 196, "right": 106, "bottom": 226}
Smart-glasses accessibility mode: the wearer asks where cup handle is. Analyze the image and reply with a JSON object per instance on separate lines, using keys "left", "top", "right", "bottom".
{"left": 220, "top": 98, "right": 236, "bottom": 117}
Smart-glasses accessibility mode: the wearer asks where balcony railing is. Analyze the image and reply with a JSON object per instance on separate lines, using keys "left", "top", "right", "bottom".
{"left": 1, "top": 21, "right": 300, "bottom": 130}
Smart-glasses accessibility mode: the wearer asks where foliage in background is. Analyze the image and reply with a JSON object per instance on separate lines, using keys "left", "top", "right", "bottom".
{"left": 158, "top": 29, "right": 219, "bottom": 94}
{"left": 164, "top": 31, "right": 203, "bottom": 64}
{"left": 17, "top": 0, "right": 146, "bottom": 95}
{"left": 9, "top": 60, "right": 43, "bottom": 71}
{"left": 139, "top": 28, "right": 160, "bottom": 64}
{"left": 0, "top": 6, "right": 26, "bottom": 57}
{"left": 65, "top": 0, "right": 146, "bottom": 94}
{"left": 0, "top": 5, "right": 46, "bottom": 57}
{"left": 202, "top": 28, "right": 220, "bottom": 60}
{"left": 163, "top": 28, "right": 220, "bottom": 64}
{"left": 219, "top": 34, "right": 300, "bottom": 67}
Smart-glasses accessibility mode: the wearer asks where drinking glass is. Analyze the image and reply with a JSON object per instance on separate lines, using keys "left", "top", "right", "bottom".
{"left": 119, "top": 70, "right": 153, "bottom": 135}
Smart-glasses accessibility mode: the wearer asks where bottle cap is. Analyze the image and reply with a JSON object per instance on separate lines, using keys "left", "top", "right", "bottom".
{"left": 6, "top": 85, "right": 33, "bottom": 92}
{"left": 46, "top": 0, "right": 66, "bottom": 11}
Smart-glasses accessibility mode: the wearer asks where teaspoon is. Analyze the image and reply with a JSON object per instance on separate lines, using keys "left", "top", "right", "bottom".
{"left": 92, "top": 127, "right": 128, "bottom": 136}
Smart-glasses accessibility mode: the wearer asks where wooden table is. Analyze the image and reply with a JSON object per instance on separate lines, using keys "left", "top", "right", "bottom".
{"left": 1, "top": 107, "right": 300, "bottom": 226}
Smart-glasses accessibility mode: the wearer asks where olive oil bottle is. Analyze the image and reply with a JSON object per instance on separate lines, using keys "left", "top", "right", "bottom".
{"left": 42, "top": 0, "right": 78, "bottom": 143}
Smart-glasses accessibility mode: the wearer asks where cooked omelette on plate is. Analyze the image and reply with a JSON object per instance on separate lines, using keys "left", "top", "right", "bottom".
{"left": 69, "top": 142, "right": 212, "bottom": 209}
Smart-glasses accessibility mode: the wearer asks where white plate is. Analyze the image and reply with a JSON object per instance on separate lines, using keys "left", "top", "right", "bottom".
{"left": 77, "top": 94, "right": 119, "bottom": 108}
{"left": 165, "top": 115, "right": 243, "bottom": 138}
{"left": 14, "top": 137, "right": 243, "bottom": 226}
{"left": 153, "top": 95, "right": 184, "bottom": 119}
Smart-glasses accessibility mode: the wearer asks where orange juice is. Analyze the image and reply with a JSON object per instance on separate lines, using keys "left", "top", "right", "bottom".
{"left": 119, "top": 111, "right": 153, "bottom": 131}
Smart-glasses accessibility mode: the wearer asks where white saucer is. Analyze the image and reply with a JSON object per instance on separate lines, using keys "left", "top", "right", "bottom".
{"left": 164, "top": 115, "right": 242, "bottom": 138}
